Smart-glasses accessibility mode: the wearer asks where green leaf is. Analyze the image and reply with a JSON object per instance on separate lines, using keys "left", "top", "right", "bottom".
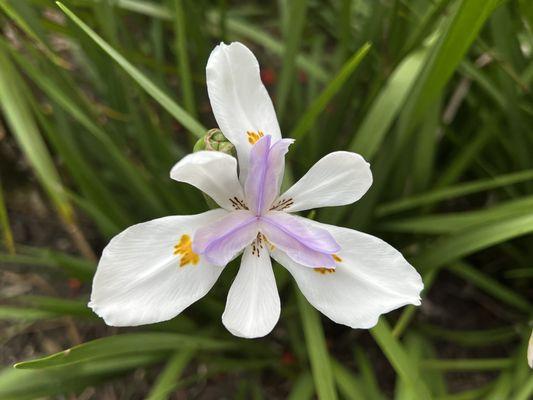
{"left": 0, "top": 178, "right": 14, "bottom": 254}
{"left": 415, "top": 211, "right": 533, "bottom": 273}
{"left": 17, "top": 295, "right": 95, "bottom": 318}
{"left": 56, "top": 2, "right": 206, "bottom": 138}
{"left": 378, "top": 196, "right": 533, "bottom": 234}
{"left": 0, "top": 306, "right": 56, "bottom": 321}
{"left": 348, "top": 47, "right": 428, "bottom": 160}
{"left": 370, "top": 319, "right": 432, "bottom": 400}
{"left": 291, "top": 43, "right": 371, "bottom": 141}
{"left": 448, "top": 262, "right": 531, "bottom": 313}
{"left": 330, "top": 359, "right": 367, "bottom": 400}
{"left": 287, "top": 372, "right": 314, "bottom": 400}
{"left": 420, "top": 358, "right": 512, "bottom": 371}
{"left": 395, "top": 0, "right": 501, "bottom": 144}
{"left": 296, "top": 290, "right": 338, "bottom": 400}
{"left": 0, "top": 353, "right": 165, "bottom": 400}
{"left": 0, "top": 246, "right": 94, "bottom": 281}
{"left": 15, "top": 333, "right": 236, "bottom": 369}
{"left": 146, "top": 350, "right": 194, "bottom": 400}
{"left": 376, "top": 169, "right": 533, "bottom": 217}
{"left": 418, "top": 324, "right": 518, "bottom": 347}
{"left": 172, "top": 0, "right": 197, "bottom": 119}
{"left": 276, "top": 0, "right": 308, "bottom": 119}
{"left": 0, "top": 48, "right": 72, "bottom": 222}
{"left": 0, "top": 0, "right": 68, "bottom": 67}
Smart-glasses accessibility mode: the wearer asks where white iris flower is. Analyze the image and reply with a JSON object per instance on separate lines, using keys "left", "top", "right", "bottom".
{"left": 89, "top": 42, "right": 423, "bottom": 339}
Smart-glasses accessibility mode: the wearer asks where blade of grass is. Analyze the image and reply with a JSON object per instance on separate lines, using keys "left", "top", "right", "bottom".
{"left": 376, "top": 169, "right": 533, "bottom": 217}
{"left": 276, "top": 0, "right": 308, "bottom": 119}
{"left": 0, "top": 0, "right": 68, "bottom": 67}
{"left": 172, "top": 0, "right": 196, "bottom": 119}
{"left": 0, "top": 306, "right": 56, "bottom": 321}
{"left": 370, "top": 318, "right": 431, "bottom": 400}
{"left": 330, "top": 359, "right": 367, "bottom": 400}
{"left": 0, "top": 250, "right": 94, "bottom": 281}
{"left": 287, "top": 372, "right": 314, "bottom": 400}
{"left": 416, "top": 211, "right": 533, "bottom": 273}
{"left": 0, "top": 48, "right": 95, "bottom": 261}
{"left": 348, "top": 46, "right": 428, "bottom": 160}
{"left": 378, "top": 196, "right": 533, "bottom": 234}
{"left": 394, "top": 211, "right": 533, "bottom": 336}
{"left": 7, "top": 44, "right": 165, "bottom": 218}
{"left": 296, "top": 290, "right": 338, "bottom": 400}
{"left": 146, "top": 350, "right": 194, "bottom": 400}
{"left": 448, "top": 262, "right": 532, "bottom": 313}
{"left": 420, "top": 358, "right": 512, "bottom": 371}
{"left": 0, "top": 353, "right": 165, "bottom": 400}
{"left": 17, "top": 295, "right": 95, "bottom": 318}
{"left": 290, "top": 43, "right": 371, "bottom": 141}
{"left": 211, "top": 13, "right": 328, "bottom": 82}
{"left": 56, "top": 2, "right": 206, "bottom": 138}
{"left": 353, "top": 347, "right": 385, "bottom": 400}
{"left": 394, "top": 0, "right": 501, "bottom": 147}
{"left": 0, "top": 49, "right": 71, "bottom": 224}
{"left": 0, "top": 178, "right": 15, "bottom": 254}
{"left": 15, "top": 333, "right": 236, "bottom": 369}
{"left": 418, "top": 324, "right": 518, "bottom": 347}
{"left": 515, "top": 376, "right": 533, "bottom": 400}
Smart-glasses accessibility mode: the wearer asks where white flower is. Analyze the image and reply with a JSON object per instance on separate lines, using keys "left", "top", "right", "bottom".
{"left": 89, "top": 42, "right": 423, "bottom": 338}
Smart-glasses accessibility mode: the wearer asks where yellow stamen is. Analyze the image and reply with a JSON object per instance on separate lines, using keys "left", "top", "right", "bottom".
{"left": 314, "top": 254, "right": 342, "bottom": 274}
{"left": 247, "top": 130, "right": 264, "bottom": 145}
{"left": 173, "top": 234, "right": 199, "bottom": 267}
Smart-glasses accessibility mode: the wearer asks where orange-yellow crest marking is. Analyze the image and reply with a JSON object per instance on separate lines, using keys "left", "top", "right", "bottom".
{"left": 173, "top": 234, "right": 199, "bottom": 267}
{"left": 314, "top": 254, "right": 342, "bottom": 274}
{"left": 247, "top": 130, "right": 264, "bottom": 145}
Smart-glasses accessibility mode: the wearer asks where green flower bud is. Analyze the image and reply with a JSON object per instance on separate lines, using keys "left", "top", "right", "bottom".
{"left": 193, "top": 128, "right": 236, "bottom": 157}
{"left": 193, "top": 128, "right": 237, "bottom": 210}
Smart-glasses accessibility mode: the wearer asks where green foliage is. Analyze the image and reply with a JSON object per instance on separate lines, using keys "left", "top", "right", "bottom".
{"left": 0, "top": 0, "right": 531, "bottom": 398}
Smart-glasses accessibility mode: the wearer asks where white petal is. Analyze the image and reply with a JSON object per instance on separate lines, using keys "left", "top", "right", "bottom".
{"left": 170, "top": 151, "right": 244, "bottom": 211}
{"left": 277, "top": 152, "right": 372, "bottom": 213}
{"left": 271, "top": 218, "right": 423, "bottom": 329}
{"left": 222, "top": 245, "right": 280, "bottom": 338}
{"left": 89, "top": 209, "right": 228, "bottom": 326}
{"left": 206, "top": 42, "right": 281, "bottom": 182}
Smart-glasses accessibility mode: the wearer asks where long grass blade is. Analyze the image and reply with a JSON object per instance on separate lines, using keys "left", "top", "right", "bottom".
{"left": 56, "top": 2, "right": 206, "bottom": 138}
{"left": 296, "top": 290, "right": 338, "bottom": 400}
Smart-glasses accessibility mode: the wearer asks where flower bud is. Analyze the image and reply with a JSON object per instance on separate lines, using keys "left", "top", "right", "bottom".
{"left": 193, "top": 128, "right": 236, "bottom": 157}
{"left": 193, "top": 128, "right": 236, "bottom": 209}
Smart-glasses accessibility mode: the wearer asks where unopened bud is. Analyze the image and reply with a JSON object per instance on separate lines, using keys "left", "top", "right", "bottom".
{"left": 193, "top": 128, "right": 236, "bottom": 210}
{"left": 193, "top": 128, "right": 236, "bottom": 157}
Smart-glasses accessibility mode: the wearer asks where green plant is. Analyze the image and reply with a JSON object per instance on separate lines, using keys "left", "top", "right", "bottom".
{"left": 0, "top": 0, "right": 532, "bottom": 398}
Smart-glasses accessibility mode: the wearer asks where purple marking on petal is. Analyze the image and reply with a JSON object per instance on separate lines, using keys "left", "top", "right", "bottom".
{"left": 245, "top": 136, "right": 293, "bottom": 215}
{"left": 259, "top": 211, "right": 340, "bottom": 268}
{"left": 193, "top": 210, "right": 259, "bottom": 266}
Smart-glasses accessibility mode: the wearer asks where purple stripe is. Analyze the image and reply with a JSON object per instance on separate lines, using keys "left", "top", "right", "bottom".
{"left": 203, "top": 216, "right": 258, "bottom": 253}
{"left": 255, "top": 136, "right": 271, "bottom": 214}
{"left": 245, "top": 136, "right": 293, "bottom": 215}
{"left": 260, "top": 214, "right": 340, "bottom": 253}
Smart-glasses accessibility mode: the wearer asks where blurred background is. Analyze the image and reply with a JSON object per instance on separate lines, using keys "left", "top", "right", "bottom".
{"left": 0, "top": 0, "right": 532, "bottom": 398}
